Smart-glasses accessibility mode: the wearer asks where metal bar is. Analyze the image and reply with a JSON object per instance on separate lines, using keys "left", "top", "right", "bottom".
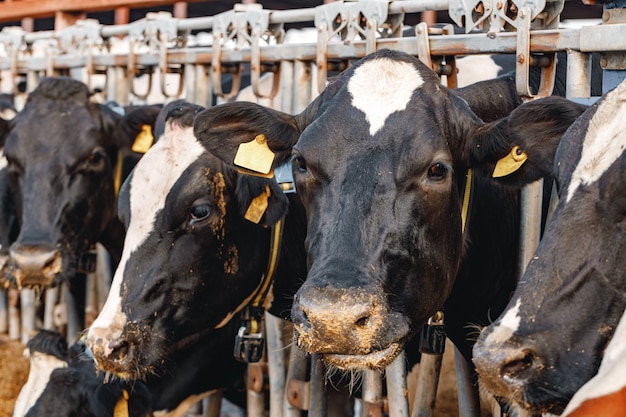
{"left": 518, "top": 179, "right": 544, "bottom": 277}
{"left": 308, "top": 354, "right": 327, "bottom": 417}
{"left": 20, "top": 289, "right": 36, "bottom": 345}
{"left": 266, "top": 312, "right": 286, "bottom": 417}
{"left": 566, "top": 50, "right": 592, "bottom": 99}
{"left": 410, "top": 353, "right": 443, "bottom": 417}
{"left": 284, "top": 344, "right": 308, "bottom": 417}
{"left": 453, "top": 347, "right": 481, "bottom": 417}
{"left": 0, "top": 290, "right": 7, "bottom": 334}
{"left": 362, "top": 370, "right": 384, "bottom": 417}
{"left": 386, "top": 351, "right": 409, "bottom": 417}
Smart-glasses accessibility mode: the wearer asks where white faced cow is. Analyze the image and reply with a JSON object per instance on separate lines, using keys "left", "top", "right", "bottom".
{"left": 85, "top": 101, "right": 305, "bottom": 413}
{"left": 194, "top": 48, "right": 587, "bottom": 371}
{"left": 473, "top": 79, "right": 626, "bottom": 415}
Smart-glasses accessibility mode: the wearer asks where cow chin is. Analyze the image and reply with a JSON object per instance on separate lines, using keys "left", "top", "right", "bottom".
{"left": 322, "top": 342, "right": 404, "bottom": 371}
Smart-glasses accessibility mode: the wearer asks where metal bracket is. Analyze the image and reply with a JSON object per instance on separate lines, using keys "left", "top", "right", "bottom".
{"left": 286, "top": 378, "right": 310, "bottom": 410}
{"left": 315, "top": 2, "right": 350, "bottom": 94}
{"left": 0, "top": 27, "right": 26, "bottom": 95}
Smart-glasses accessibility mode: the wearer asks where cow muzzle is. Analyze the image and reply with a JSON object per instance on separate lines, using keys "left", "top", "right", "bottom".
{"left": 291, "top": 285, "right": 409, "bottom": 370}
{"left": 7, "top": 244, "right": 63, "bottom": 288}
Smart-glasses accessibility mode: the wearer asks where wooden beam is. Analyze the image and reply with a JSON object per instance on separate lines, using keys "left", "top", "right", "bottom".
{"left": 0, "top": 0, "right": 203, "bottom": 23}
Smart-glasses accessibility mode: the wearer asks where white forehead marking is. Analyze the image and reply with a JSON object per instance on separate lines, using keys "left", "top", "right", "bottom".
{"left": 485, "top": 299, "right": 521, "bottom": 345}
{"left": 562, "top": 310, "right": 626, "bottom": 415}
{"left": 13, "top": 351, "right": 68, "bottom": 417}
{"left": 92, "top": 120, "right": 205, "bottom": 330}
{"left": 348, "top": 57, "right": 424, "bottom": 136}
{"left": 567, "top": 80, "right": 626, "bottom": 202}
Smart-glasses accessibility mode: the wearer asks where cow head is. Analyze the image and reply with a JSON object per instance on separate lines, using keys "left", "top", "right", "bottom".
{"left": 473, "top": 79, "right": 626, "bottom": 414}
{"left": 0, "top": 108, "right": 18, "bottom": 280}
{"left": 13, "top": 329, "right": 152, "bottom": 417}
{"left": 2, "top": 77, "right": 160, "bottom": 289}
{"left": 195, "top": 49, "right": 586, "bottom": 370}
{"left": 86, "top": 101, "right": 304, "bottom": 382}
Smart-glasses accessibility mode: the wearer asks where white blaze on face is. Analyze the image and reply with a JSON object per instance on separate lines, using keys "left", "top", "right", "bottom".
{"left": 91, "top": 120, "right": 205, "bottom": 331}
{"left": 347, "top": 57, "right": 424, "bottom": 136}
{"left": 12, "top": 350, "right": 68, "bottom": 417}
{"left": 0, "top": 150, "right": 7, "bottom": 170}
{"left": 484, "top": 299, "right": 522, "bottom": 345}
{"left": 562, "top": 310, "right": 626, "bottom": 416}
{"left": 567, "top": 80, "right": 626, "bottom": 203}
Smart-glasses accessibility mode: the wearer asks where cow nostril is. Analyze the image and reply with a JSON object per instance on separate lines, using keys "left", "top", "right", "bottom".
{"left": 355, "top": 315, "right": 370, "bottom": 327}
{"left": 502, "top": 350, "right": 535, "bottom": 380}
{"left": 109, "top": 340, "right": 132, "bottom": 364}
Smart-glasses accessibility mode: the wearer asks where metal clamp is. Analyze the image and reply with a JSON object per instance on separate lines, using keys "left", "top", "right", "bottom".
{"left": 315, "top": 2, "right": 350, "bottom": 94}
{"left": 0, "top": 27, "right": 26, "bottom": 95}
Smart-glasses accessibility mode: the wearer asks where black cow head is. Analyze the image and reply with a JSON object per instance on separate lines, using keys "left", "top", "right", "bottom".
{"left": 2, "top": 77, "right": 160, "bottom": 289}
{"left": 13, "top": 329, "right": 152, "bottom": 417}
{"left": 86, "top": 101, "right": 305, "bottom": 384}
{"left": 473, "top": 79, "right": 626, "bottom": 414}
{"left": 194, "top": 49, "right": 586, "bottom": 370}
{"left": 0, "top": 109, "right": 18, "bottom": 279}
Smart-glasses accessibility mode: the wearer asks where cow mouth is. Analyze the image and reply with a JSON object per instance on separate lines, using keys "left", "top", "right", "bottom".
{"left": 322, "top": 343, "right": 403, "bottom": 370}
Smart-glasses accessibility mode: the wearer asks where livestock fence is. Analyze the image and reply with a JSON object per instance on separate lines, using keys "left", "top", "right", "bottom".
{"left": 0, "top": 0, "right": 624, "bottom": 417}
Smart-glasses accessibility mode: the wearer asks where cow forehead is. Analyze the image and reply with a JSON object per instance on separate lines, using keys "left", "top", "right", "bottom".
{"left": 347, "top": 58, "right": 424, "bottom": 136}
{"left": 566, "top": 80, "right": 626, "bottom": 203}
{"left": 13, "top": 352, "right": 68, "bottom": 417}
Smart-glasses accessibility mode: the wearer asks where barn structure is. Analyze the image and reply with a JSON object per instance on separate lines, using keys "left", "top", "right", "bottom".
{"left": 0, "top": 0, "right": 623, "bottom": 417}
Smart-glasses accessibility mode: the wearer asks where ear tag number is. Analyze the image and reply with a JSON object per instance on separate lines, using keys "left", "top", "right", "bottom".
{"left": 234, "top": 134, "right": 275, "bottom": 176}
{"left": 245, "top": 186, "right": 271, "bottom": 224}
{"left": 493, "top": 145, "right": 528, "bottom": 178}
{"left": 131, "top": 124, "right": 154, "bottom": 153}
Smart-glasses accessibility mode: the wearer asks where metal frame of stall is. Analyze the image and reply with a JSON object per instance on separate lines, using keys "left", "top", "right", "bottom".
{"left": 1, "top": 0, "right": 624, "bottom": 416}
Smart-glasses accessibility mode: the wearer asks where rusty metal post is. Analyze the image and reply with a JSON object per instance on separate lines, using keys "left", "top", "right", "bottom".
{"left": 386, "top": 351, "right": 409, "bottom": 417}
{"left": 410, "top": 352, "right": 442, "bottom": 417}
{"left": 247, "top": 361, "right": 266, "bottom": 417}
{"left": 566, "top": 50, "right": 592, "bottom": 100}
{"left": 284, "top": 343, "right": 308, "bottom": 417}
{"left": 43, "top": 287, "right": 58, "bottom": 330}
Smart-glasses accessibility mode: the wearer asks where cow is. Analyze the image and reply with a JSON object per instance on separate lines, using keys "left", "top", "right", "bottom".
{"left": 192, "top": 48, "right": 587, "bottom": 374}
{"left": 13, "top": 329, "right": 153, "bottom": 417}
{"left": 1, "top": 77, "right": 162, "bottom": 288}
{"left": 85, "top": 100, "right": 298, "bottom": 413}
{"left": 1, "top": 77, "right": 161, "bottom": 330}
{"left": 560, "top": 308, "right": 626, "bottom": 417}
{"left": 472, "top": 78, "right": 626, "bottom": 415}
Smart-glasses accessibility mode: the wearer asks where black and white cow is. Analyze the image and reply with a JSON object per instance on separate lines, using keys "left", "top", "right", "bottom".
{"left": 1, "top": 78, "right": 161, "bottom": 330}
{"left": 0, "top": 104, "right": 18, "bottom": 276}
{"left": 193, "top": 48, "right": 587, "bottom": 371}
{"left": 472, "top": 78, "right": 626, "bottom": 415}
{"left": 85, "top": 101, "right": 303, "bottom": 412}
{"left": 13, "top": 329, "right": 152, "bottom": 417}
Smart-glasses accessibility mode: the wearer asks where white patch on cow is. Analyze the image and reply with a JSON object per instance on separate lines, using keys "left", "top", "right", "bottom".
{"left": 348, "top": 58, "right": 424, "bottom": 136}
{"left": 12, "top": 351, "right": 68, "bottom": 417}
{"left": 0, "top": 150, "right": 7, "bottom": 170}
{"left": 485, "top": 299, "right": 522, "bottom": 345}
{"left": 454, "top": 55, "right": 503, "bottom": 88}
{"left": 566, "top": 80, "right": 626, "bottom": 202}
{"left": 562, "top": 310, "right": 626, "bottom": 416}
{"left": 91, "top": 120, "right": 205, "bottom": 333}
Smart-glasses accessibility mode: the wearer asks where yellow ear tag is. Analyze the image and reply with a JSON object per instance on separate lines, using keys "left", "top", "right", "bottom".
{"left": 493, "top": 145, "right": 528, "bottom": 178}
{"left": 131, "top": 124, "right": 154, "bottom": 153}
{"left": 234, "top": 134, "right": 275, "bottom": 176}
{"left": 245, "top": 186, "right": 271, "bottom": 224}
{"left": 113, "top": 389, "right": 129, "bottom": 417}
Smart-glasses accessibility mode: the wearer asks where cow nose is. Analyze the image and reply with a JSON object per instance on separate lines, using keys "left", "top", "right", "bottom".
{"left": 9, "top": 244, "right": 63, "bottom": 287}
{"left": 292, "top": 286, "right": 385, "bottom": 354}
{"left": 473, "top": 342, "right": 541, "bottom": 395}
{"left": 86, "top": 326, "right": 134, "bottom": 373}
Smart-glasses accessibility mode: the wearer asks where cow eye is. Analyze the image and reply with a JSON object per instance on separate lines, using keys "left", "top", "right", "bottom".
{"left": 88, "top": 149, "right": 107, "bottom": 165}
{"left": 428, "top": 163, "right": 447, "bottom": 179}
{"left": 293, "top": 156, "right": 307, "bottom": 173}
{"left": 190, "top": 202, "right": 211, "bottom": 223}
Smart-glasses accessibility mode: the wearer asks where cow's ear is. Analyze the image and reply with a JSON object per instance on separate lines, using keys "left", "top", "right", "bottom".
{"left": 468, "top": 96, "right": 587, "bottom": 187}
{"left": 194, "top": 101, "right": 300, "bottom": 172}
{"left": 111, "top": 105, "right": 162, "bottom": 151}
